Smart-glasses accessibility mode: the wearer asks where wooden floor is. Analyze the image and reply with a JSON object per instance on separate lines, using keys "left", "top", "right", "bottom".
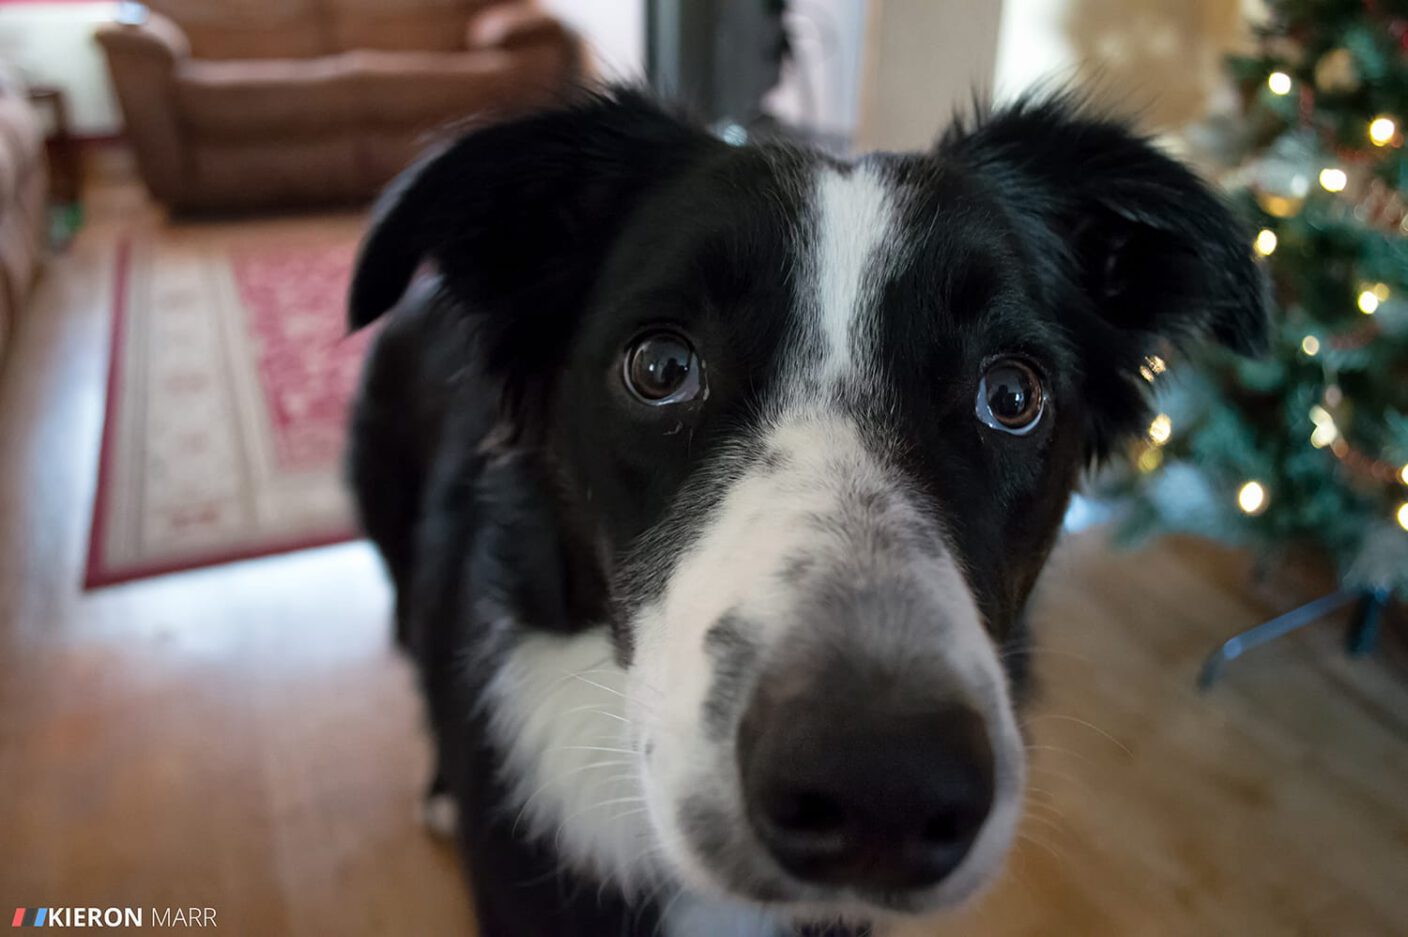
{"left": 2, "top": 162, "right": 1406, "bottom": 936}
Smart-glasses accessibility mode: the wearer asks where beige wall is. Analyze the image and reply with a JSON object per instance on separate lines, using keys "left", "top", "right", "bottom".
{"left": 855, "top": 0, "right": 1006, "bottom": 151}
{"left": 855, "top": 0, "right": 1262, "bottom": 152}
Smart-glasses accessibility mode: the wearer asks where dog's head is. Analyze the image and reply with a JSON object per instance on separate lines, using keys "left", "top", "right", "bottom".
{"left": 351, "top": 89, "right": 1266, "bottom": 924}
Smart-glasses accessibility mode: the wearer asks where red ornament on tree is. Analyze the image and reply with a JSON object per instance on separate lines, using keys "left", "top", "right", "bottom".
{"left": 1389, "top": 17, "right": 1408, "bottom": 53}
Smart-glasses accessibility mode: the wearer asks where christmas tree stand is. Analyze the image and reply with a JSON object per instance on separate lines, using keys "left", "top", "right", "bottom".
{"left": 1199, "top": 587, "right": 1392, "bottom": 689}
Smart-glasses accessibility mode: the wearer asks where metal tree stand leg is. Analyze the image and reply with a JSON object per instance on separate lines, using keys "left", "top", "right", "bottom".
{"left": 1198, "top": 589, "right": 1362, "bottom": 689}
{"left": 1346, "top": 587, "right": 1392, "bottom": 657}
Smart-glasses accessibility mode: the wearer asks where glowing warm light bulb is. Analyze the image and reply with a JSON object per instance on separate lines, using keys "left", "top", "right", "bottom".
{"left": 1358, "top": 289, "right": 1380, "bottom": 314}
{"left": 1137, "top": 447, "right": 1163, "bottom": 474}
{"left": 1319, "top": 167, "right": 1348, "bottom": 192}
{"left": 1148, "top": 413, "right": 1173, "bottom": 446}
{"left": 1301, "top": 335, "right": 1320, "bottom": 356}
{"left": 1372, "top": 282, "right": 1391, "bottom": 301}
{"left": 1139, "top": 355, "right": 1168, "bottom": 383}
{"left": 1267, "top": 71, "right": 1293, "bottom": 95}
{"left": 1254, "top": 228, "right": 1279, "bottom": 256}
{"left": 1369, "top": 116, "right": 1397, "bottom": 146}
{"left": 1308, "top": 405, "right": 1339, "bottom": 449}
{"left": 1400, "top": 463, "right": 1408, "bottom": 486}
{"left": 1397, "top": 501, "right": 1408, "bottom": 532}
{"left": 1237, "top": 480, "right": 1268, "bottom": 515}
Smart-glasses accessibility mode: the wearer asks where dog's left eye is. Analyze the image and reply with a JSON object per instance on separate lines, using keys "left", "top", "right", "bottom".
{"left": 623, "top": 331, "right": 703, "bottom": 405}
{"left": 976, "top": 358, "right": 1045, "bottom": 434}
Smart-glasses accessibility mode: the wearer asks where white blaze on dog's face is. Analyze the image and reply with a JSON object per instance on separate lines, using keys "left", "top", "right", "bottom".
{"left": 611, "top": 163, "right": 1025, "bottom": 918}
{"left": 364, "top": 92, "right": 1269, "bottom": 934}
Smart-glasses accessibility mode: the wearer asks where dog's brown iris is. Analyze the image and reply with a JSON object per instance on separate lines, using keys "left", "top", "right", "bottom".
{"left": 978, "top": 359, "right": 1044, "bottom": 433}
{"left": 623, "top": 332, "right": 701, "bottom": 404}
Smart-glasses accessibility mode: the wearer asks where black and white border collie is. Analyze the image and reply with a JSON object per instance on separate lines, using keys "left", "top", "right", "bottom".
{"left": 346, "top": 88, "right": 1266, "bottom": 937}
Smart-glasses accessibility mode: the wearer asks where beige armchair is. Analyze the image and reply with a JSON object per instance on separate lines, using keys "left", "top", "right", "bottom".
{"left": 96, "top": 0, "right": 582, "bottom": 212}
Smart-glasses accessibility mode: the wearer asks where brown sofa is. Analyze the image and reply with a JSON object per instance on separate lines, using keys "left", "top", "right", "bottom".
{"left": 96, "top": 0, "right": 582, "bottom": 212}
{"left": 0, "top": 64, "right": 47, "bottom": 366}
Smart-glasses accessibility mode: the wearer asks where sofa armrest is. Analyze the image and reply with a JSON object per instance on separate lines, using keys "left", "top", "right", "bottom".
{"left": 95, "top": 12, "right": 191, "bottom": 63}
{"left": 94, "top": 11, "right": 192, "bottom": 206}
{"left": 466, "top": 2, "right": 572, "bottom": 53}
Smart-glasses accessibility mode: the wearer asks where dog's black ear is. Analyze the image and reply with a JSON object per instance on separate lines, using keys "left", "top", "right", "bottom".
{"left": 348, "top": 87, "right": 717, "bottom": 339}
{"left": 942, "top": 95, "right": 1270, "bottom": 452}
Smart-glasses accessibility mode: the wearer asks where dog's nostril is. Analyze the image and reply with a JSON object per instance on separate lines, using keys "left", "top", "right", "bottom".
{"left": 922, "top": 811, "right": 961, "bottom": 845}
{"left": 920, "top": 802, "right": 983, "bottom": 846}
{"left": 771, "top": 789, "right": 847, "bottom": 836}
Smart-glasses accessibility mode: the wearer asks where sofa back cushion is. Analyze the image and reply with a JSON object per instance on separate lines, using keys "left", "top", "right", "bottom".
{"left": 147, "top": 0, "right": 497, "bottom": 59}
{"left": 326, "top": 0, "right": 483, "bottom": 53}
{"left": 147, "top": 0, "right": 330, "bottom": 59}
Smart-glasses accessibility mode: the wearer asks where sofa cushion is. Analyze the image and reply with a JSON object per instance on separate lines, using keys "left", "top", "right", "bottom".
{"left": 328, "top": 7, "right": 471, "bottom": 53}
{"left": 146, "top": 0, "right": 329, "bottom": 60}
{"left": 344, "top": 49, "right": 517, "bottom": 127}
{"left": 175, "top": 57, "right": 357, "bottom": 137}
{"left": 324, "top": 0, "right": 499, "bottom": 52}
{"left": 343, "top": 47, "right": 564, "bottom": 129}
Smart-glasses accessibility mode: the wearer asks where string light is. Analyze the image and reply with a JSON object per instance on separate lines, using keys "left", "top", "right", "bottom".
{"left": 1309, "top": 405, "right": 1339, "bottom": 448}
{"left": 1267, "top": 71, "right": 1293, "bottom": 95}
{"left": 1137, "top": 446, "right": 1164, "bottom": 474}
{"left": 1319, "top": 167, "right": 1348, "bottom": 192}
{"left": 1237, "top": 480, "right": 1269, "bottom": 515}
{"left": 1398, "top": 502, "right": 1408, "bottom": 532}
{"left": 1137, "top": 356, "right": 1166, "bottom": 383}
{"left": 1358, "top": 289, "right": 1380, "bottom": 314}
{"left": 1301, "top": 335, "right": 1321, "bottom": 356}
{"left": 1148, "top": 413, "right": 1173, "bottom": 446}
{"left": 1400, "top": 463, "right": 1408, "bottom": 486}
{"left": 1369, "top": 115, "right": 1397, "bottom": 147}
{"left": 1372, "top": 282, "right": 1391, "bottom": 302}
{"left": 1254, "top": 228, "right": 1279, "bottom": 256}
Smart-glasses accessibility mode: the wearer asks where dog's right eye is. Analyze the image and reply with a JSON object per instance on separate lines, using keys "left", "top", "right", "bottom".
{"left": 622, "top": 331, "right": 703, "bottom": 405}
{"left": 976, "top": 358, "right": 1045, "bottom": 435}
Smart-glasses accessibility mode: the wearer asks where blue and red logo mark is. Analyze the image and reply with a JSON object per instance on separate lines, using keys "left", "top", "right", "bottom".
{"left": 11, "top": 906, "right": 212, "bottom": 929}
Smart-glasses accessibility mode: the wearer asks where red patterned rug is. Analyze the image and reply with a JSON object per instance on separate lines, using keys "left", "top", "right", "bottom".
{"left": 86, "top": 216, "right": 375, "bottom": 587}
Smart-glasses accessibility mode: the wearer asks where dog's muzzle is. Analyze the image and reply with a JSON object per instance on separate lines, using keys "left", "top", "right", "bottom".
{"left": 738, "top": 649, "right": 996, "bottom": 894}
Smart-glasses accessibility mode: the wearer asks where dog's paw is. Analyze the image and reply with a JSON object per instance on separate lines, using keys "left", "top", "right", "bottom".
{"left": 420, "top": 792, "right": 459, "bottom": 839}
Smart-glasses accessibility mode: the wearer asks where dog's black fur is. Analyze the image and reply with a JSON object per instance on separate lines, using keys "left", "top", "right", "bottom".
{"left": 346, "top": 88, "right": 1266, "bottom": 936}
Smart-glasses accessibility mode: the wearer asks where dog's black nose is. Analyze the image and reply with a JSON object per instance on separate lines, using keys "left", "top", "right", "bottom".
{"left": 739, "top": 691, "right": 994, "bottom": 892}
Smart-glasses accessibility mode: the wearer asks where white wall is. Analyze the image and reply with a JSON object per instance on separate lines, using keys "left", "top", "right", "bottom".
{"left": 540, "top": 0, "right": 645, "bottom": 81}
{"left": 546, "top": 0, "right": 867, "bottom": 145}
{"left": 0, "top": 2, "right": 121, "bottom": 136}
{"left": 766, "top": 0, "right": 868, "bottom": 142}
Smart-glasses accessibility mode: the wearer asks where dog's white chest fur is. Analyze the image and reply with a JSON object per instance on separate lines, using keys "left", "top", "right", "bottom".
{"left": 483, "top": 628, "right": 660, "bottom": 891}
{"left": 483, "top": 629, "right": 801, "bottom": 937}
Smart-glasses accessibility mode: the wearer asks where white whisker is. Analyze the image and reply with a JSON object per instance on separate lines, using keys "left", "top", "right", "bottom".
{"left": 1023, "top": 713, "right": 1133, "bottom": 758}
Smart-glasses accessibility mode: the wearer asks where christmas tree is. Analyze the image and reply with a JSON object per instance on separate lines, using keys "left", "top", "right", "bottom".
{"left": 1104, "top": 0, "right": 1408, "bottom": 599}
